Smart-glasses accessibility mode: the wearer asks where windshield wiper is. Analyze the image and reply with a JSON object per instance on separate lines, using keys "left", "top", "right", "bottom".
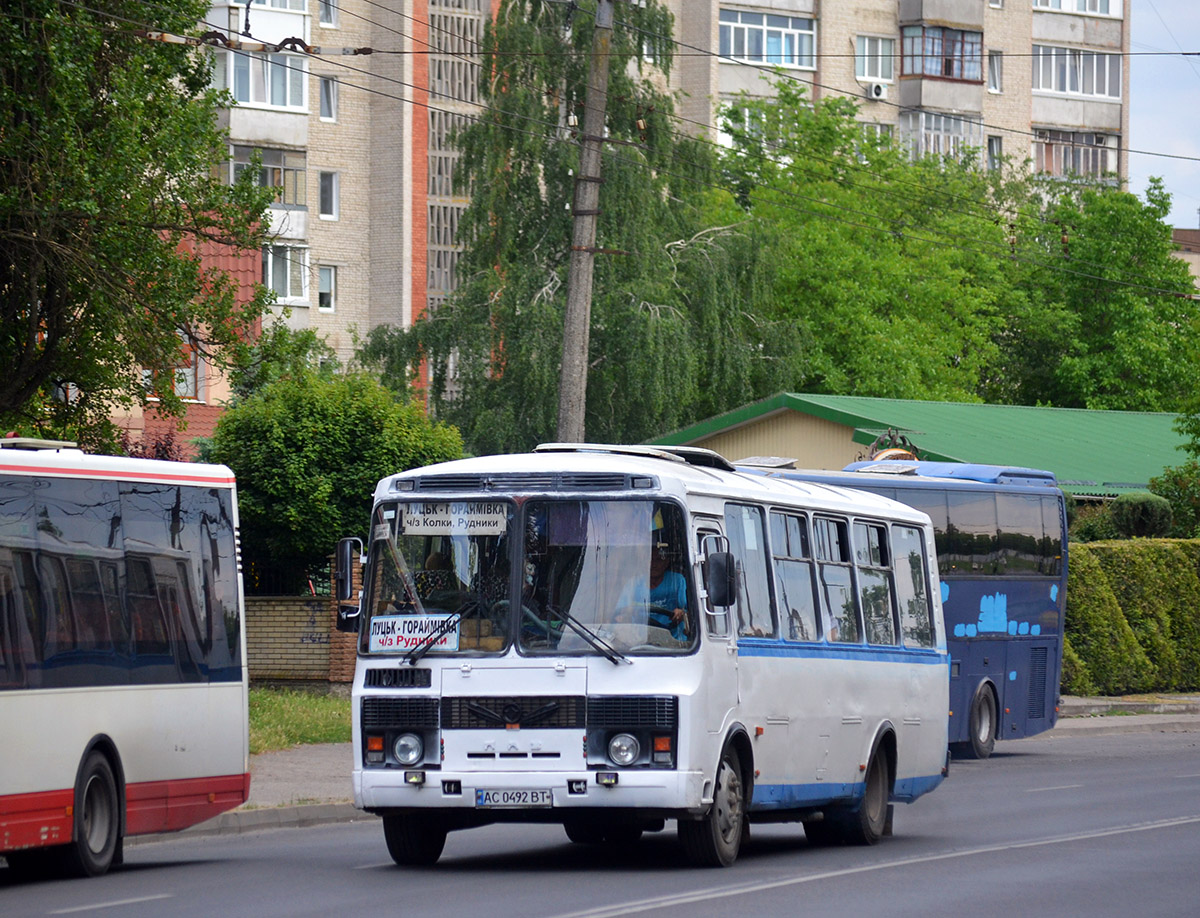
{"left": 554, "top": 610, "right": 631, "bottom": 666}
{"left": 403, "top": 598, "right": 486, "bottom": 666}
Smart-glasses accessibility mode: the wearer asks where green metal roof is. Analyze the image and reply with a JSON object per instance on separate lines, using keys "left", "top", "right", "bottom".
{"left": 651, "top": 393, "right": 1189, "bottom": 497}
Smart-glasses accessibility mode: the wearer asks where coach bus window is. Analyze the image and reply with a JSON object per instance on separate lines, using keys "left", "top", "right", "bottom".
{"left": 814, "top": 516, "right": 859, "bottom": 643}
{"left": 725, "top": 504, "right": 775, "bottom": 638}
{"left": 1041, "top": 496, "right": 1064, "bottom": 576}
{"left": 892, "top": 525, "right": 934, "bottom": 648}
{"left": 944, "top": 491, "right": 998, "bottom": 574}
{"left": 896, "top": 489, "right": 949, "bottom": 569}
{"left": 854, "top": 522, "right": 896, "bottom": 646}
{"left": 770, "top": 511, "right": 820, "bottom": 641}
{"left": 996, "top": 493, "right": 1044, "bottom": 574}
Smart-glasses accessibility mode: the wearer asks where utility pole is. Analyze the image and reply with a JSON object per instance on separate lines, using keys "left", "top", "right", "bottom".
{"left": 556, "top": 0, "right": 614, "bottom": 443}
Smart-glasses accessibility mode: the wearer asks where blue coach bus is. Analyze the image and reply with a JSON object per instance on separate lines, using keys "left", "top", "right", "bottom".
{"left": 738, "top": 460, "right": 1067, "bottom": 759}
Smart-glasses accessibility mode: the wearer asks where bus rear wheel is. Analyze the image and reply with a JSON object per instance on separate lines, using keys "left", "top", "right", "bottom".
{"left": 383, "top": 814, "right": 447, "bottom": 866}
{"left": 678, "top": 745, "right": 744, "bottom": 867}
{"left": 64, "top": 752, "right": 121, "bottom": 877}
{"left": 954, "top": 685, "right": 997, "bottom": 760}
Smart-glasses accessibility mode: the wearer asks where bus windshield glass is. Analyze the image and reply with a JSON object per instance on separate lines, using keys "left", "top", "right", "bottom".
{"left": 519, "top": 499, "right": 694, "bottom": 655}
{"left": 362, "top": 501, "right": 514, "bottom": 655}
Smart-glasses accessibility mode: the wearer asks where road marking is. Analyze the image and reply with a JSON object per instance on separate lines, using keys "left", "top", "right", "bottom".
{"left": 1175, "top": 773, "right": 1200, "bottom": 779}
{"left": 50, "top": 894, "right": 174, "bottom": 914}
{"left": 546, "top": 814, "right": 1200, "bottom": 918}
{"left": 352, "top": 861, "right": 396, "bottom": 870}
{"left": 1026, "top": 784, "right": 1084, "bottom": 792}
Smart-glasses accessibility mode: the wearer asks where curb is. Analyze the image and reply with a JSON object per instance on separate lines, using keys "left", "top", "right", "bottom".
{"left": 127, "top": 803, "right": 364, "bottom": 847}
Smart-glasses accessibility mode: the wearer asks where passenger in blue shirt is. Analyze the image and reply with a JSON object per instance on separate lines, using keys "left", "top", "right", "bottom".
{"left": 619, "top": 544, "right": 689, "bottom": 641}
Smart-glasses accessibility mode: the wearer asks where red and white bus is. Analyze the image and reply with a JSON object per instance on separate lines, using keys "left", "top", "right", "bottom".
{"left": 0, "top": 439, "right": 249, "bottom": 877}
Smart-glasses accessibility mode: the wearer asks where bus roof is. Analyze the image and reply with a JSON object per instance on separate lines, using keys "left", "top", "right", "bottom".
{"left": 377, "top": 444, "right": 933, "bottom": 526}
{"left": 841, "top": 461, "right": 1058, "bottom": 487}
{"left": 0, "top": 445, "right": 236, "bottom": 487}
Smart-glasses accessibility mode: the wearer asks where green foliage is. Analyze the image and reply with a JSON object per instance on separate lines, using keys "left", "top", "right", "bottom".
{"left": 0, "top": 0, "right": 274, "bottom": 447}
{"left": 206, "top": 374, "right": 463, "bottom": 588}
{"left": 1060, "top": 637, "right": 1097, "bottom": 697}
{"left": 1064, "top": 543, "right": 1155, "bottom": 694}
{"left": 227, "top": 322, "right": 340, "bottom": 402}
{"left": 1069, "top": 501, "right": 1119, "bottom": 542}
{"left": 1108, "top": 491, "right": 1173, "bottom": 539}
{"left": 249, "top": 687, "right": 351, "bottom": 754}
{"left": 1150, "top": 460, "right": 1200, "bottom": 538}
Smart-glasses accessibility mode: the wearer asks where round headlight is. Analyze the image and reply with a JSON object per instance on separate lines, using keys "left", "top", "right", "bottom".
{"left": 607, "top": 733, "right": 640, "bottom": 767}
{"left": 394, "top": 733, "right": 424, "bottom": 766}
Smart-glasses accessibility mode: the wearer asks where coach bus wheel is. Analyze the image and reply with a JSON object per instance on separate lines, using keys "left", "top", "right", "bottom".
{"left": 959, "top": 685, "right": 997, "bottom": 760}
{"left": 64, "top": 752, "right": 121, "bottom": 877}
{"left": 383, "top": 814, "right": 447, "bottom": 866}
{"left": 678, "top": 745, "right": 744, "bottom": 867}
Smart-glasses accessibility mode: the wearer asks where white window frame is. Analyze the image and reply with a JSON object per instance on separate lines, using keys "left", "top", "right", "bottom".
{"left": 318, "top": 0, "right": 339, "bottom": 26}
{"left": 263, "top": 244, "right": 308, "bottom": 303}
{"left": 988, "top": 50, "right": 1003, "bottom": 92}
{"left": 1032, "top": 0, "right": 1120, "bottom": 16}
{"left": 987, "top": 135, "right": 1003, "bottom": 171}
{"left": 318, "top": 265, "right": 337, "bottom": 312}
{"left": 1032, "top": 44, "right": 1121, "bottom": 99}
{"left": 226, "top": 51, "right": 307, "bottom": 111}
{"left": 251, "top": 0, "right": 304, "bottom": 9}
{"left": 899, "top": 111, "right": 983, "bottom": 160}
{"left": 319, "top": 77, "right": 337, "bottom": 121}
{"left": 319, "top": 171, "right": 339, "bottom": 220}
{"left": 718, "top": 9, "right": 816, "bottom": 69}
{"left": 856, "top": 36, "right": 895, "bottom": 82}
{"left": 1033, "top": 129, "right": 1119, "bottom": 179}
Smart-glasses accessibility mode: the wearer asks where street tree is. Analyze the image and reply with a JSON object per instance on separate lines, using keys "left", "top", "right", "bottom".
{"left": 0, "top": 0, "right": 272, "bottom": 448}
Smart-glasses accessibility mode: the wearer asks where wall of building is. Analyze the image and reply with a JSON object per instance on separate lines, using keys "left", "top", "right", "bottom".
{"left": 688, "top": 411, "right": 863, "bottom": 469}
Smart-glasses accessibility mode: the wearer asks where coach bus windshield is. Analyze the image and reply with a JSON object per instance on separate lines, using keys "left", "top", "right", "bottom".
{"left": 361, "top": 498, "right": 695, "bottom": 657}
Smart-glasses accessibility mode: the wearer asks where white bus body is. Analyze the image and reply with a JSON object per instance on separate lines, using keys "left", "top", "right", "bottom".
{"left": 0, "top": 442, "right": 250, "bottom": 877}
{"left": 339, "top": 444, "right": 948, "bottom": 867}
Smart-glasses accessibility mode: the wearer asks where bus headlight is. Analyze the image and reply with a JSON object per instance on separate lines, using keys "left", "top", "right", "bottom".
{"left": 607, "top": 733, "right": 640, "bottom": 766}
{"left": 394, "top": 733, "right": 424, "bottom": 766}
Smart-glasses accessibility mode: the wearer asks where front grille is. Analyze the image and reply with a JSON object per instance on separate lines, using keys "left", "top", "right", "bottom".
{"left": 364, "top": 668, "right": 432, "bottom": 689}
{"left": 588, "top": 696, "right": 678, "bottom": 729}
{"left": 411, "top": 473, "right": 635, "bottom": 493}
{"left": 361, "top": 696, "right": 440, "bottom": 730}
{"left": 1027, "top": 646, "right": 1049, "bottom": 719}
{"left": 442, "top": 695, "right": 585, "bottom": 729}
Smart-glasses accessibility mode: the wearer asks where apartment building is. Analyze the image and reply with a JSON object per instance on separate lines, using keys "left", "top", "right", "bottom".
{"left": 668, "top": 0, "right": 1130, "bottom": 180}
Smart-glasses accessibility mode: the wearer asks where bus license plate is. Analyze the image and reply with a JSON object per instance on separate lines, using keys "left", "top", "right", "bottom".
{"left": 475, "top": 788, "right": 553, "bottom": 808}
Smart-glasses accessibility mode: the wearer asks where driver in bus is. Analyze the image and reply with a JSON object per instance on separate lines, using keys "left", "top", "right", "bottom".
{"left": 617, "top": 511, "right": 689, "bottom": 641}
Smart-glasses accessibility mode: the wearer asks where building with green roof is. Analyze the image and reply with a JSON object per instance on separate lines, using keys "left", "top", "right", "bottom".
{"left": 649, "top": 393, "right": 1188, "bottom": 498}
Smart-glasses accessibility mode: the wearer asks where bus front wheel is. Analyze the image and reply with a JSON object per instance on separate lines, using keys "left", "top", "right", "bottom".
{"left": 383, "top": 813, "right": 447, "bottom": 866}
{"left": 64, "top": 751, "right": 121, "bottom": 877}
{"left": 954, "top": 685, "right": 997, "bottom": 761}
{"left": 678, "top": 745, "right": 744, "bottom": 867}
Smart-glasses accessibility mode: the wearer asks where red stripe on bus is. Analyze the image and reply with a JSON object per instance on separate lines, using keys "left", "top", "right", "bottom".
{"left": 0, "top": 463, "right": 234, "bottom": 485}
{"left": 1, "top": 773, "right": 249, "bottom": 853}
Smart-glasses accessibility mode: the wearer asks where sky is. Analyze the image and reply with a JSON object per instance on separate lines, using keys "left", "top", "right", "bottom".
{"left": 1129, "top": 0, "right": 1200, "bottom": 229}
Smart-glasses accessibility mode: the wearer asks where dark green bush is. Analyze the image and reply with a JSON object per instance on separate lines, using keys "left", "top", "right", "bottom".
{"left": 1109, "top": 491, "right": 1173, "bottom": 538}
{"left": 1150, "top": 461, "right": 1200, "bottom": 538}
{"left": 1070, "top": 501, "right": 1119, "bottom": 542}
{"left": 1060, "top": 637, "right": 1097, "bottom": 696}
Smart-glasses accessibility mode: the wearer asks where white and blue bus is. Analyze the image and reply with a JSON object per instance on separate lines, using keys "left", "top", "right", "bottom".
{"left": 741, "top": 460, "right": 1067, "bottom": 759}
{"left": 0, "top": 440, "right": 249, "bottom": 877}
{"left": 336, "top": 444, "right": 949, "bottom": 867}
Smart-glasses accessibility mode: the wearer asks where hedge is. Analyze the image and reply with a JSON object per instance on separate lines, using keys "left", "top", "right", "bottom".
{"left": 1064, "top": 539, "right": 1200, "bottom": 695}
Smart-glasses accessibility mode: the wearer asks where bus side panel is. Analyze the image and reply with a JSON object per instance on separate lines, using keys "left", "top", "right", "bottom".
{"left": 0, "top": 788, "right": 73, "bottom": 851}
{"left": 124, "top": 773, "right": 249, "bottom": 835}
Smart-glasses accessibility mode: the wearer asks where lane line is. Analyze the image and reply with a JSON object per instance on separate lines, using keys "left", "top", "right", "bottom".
{"left": 50, "top": 894, "right": 174, "bottom": 914}
{"left": 546, "top": 814, "right": 1200, "bottom": 918}
{"left": 1026, "top": 784, "right": 1084, "bottom": 793}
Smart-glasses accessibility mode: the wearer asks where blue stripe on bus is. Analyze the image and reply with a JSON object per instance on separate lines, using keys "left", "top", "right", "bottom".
{"left": 736, "top": 640, "right": 949, "bottom": 666}
{"left": 752, "top": 772, "right": 945, "bottom": 810}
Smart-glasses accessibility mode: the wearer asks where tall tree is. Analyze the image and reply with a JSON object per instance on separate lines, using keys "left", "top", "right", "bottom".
{"left": 0, "top": 0, "right": 272, "bottom": 446}
{"left": 359, "top": 0, "right": 793, "bottom": 455}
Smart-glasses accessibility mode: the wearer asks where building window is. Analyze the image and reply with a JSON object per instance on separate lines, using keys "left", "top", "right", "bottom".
{"left": 1033, "top": 130, "right": 1119, "bottom": 178}
{"left": 901, "top": 26, "right": 983, "bottom": 81}
{"left": 319, "top": 171, "right": 339, "bottom": 219}
{"left": 318, "top": 266, "right": 336, "bottom": 311}
{"left": 1033, "top": 0, "right": 1118, "bottom": 14}
{"left": 856, "top": 36, "right": 895, "bottom": 81}
{"left": 262, "top": 244, "right": 307, "bottom": 300}
{"left": 1032, "top": 45, "right": 1121, "bottom": 98}
{"left": 225, "top": 146, "right": 306, "bottom": 207}
{"left": 987, "top": 135, "right": 1003, "bottom": 171}
{"left": 988, "top": 51, "right": 1003, "bottom": 91}
{"left": 251, "top": 0, "right": 304, "bottom": 9}
{"left": 142, "top": 340, "right": 202, "bottom": 401}
{"left": 899, "top": 110, "right": 983, "bottom": 160}
{"left": 319, "top": 78, "right": 337, "bottom": 120}
{"left": 719, "top": 10, "right": 815, "bottom": 69}
{"left": 318, "top": 0, "right": 338, "bottom": 26}
{"left": 219, "top": 51, "right": 306, "bottom": 109}
{"left": 990, "top": 0, "right": 1004, "bottom": 7}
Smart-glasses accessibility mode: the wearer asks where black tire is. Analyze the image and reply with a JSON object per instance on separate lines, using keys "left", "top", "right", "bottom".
{"left": 955, "top": 685, "right": 997, "bottom": 760}
{"left": 838, "top": 752, "right": 890, "bottom": 846}
{"left": 63, "top": 751, "right": 121, "bottom": 877}
{"left": 382, "top": 814, "right": 447, "bottom": 866}
{"left": 678, "top": 745, "right": 745, "bottom": 867}
{"left": 563, "top": 819, "right": 606, "bottom": 845}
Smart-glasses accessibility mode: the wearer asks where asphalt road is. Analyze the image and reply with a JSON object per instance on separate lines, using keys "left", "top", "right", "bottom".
{"left": 3, "top": 728, "right": 1199, "bottom": 918}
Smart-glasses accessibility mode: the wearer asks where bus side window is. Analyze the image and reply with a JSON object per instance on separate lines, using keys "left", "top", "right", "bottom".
{"left": 724, "top": 504, "right": 776, "bottom": 639}
{"left": 893, "top": 524, "right": 935, "bottom": 648}
{"left": 814, "top": 516, "right": 859, "bottom": 643}
{"left": 1041, "top": 495, "right": 1064, "bottom": 576}
{"left": 854, "top": 522, "right": 896, "bottom": 646}
{"left": 770, "top": 511, "right": 820, "bottom": 642}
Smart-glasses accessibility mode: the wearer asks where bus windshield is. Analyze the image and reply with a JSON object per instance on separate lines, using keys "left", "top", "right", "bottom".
{"left": 361, "top": 498, "right": 695, "bottom": 657}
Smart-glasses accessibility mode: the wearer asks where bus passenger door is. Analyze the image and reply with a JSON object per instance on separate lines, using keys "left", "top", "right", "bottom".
{"left": 698, "top": 531, "right": 739, "bottom": 737}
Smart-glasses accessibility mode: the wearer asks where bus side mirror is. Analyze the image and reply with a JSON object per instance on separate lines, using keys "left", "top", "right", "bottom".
{"left": 705, "top": 551, "right": 737, "bottom": 608}
{"left": 335, "top": 537, "right": 360, "bottom": 601}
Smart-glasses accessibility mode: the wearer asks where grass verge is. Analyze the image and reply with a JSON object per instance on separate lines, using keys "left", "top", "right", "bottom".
{"left": 249, "top": 687, "right": 352, "bottom": 755}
